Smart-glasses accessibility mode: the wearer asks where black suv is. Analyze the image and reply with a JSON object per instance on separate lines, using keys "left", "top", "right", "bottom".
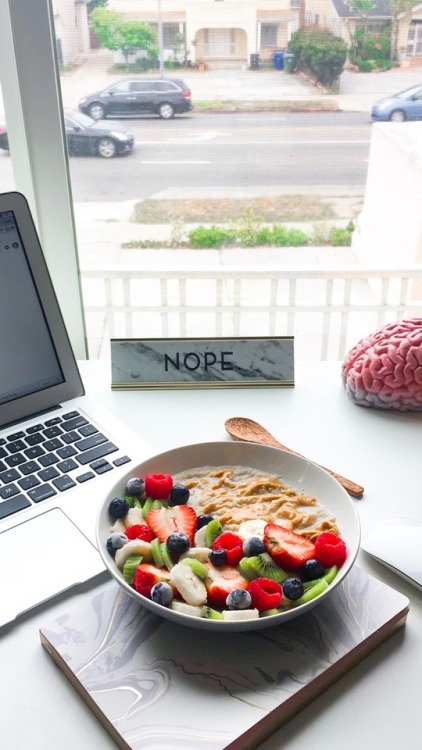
{"left": 78, "top": 78, "right": 193, "bottom": 121}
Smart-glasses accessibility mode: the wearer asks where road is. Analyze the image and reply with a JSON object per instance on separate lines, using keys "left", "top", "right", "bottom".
{"left": 0, "top": 112, "right": 372, "bottom": 201}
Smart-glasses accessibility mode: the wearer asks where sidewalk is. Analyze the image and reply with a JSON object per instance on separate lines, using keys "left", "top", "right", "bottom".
{"left": 60, "top": 47, "right": 422, "bottom": 115}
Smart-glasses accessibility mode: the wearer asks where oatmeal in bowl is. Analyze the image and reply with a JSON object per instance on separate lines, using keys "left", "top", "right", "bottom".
{"left": 96, "top": 442, "right": 360, "bottom": 632}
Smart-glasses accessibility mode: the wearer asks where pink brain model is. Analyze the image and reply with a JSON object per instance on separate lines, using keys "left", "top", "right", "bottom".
{"left": 341, "top": 318, "right": 422, "bottom": 411}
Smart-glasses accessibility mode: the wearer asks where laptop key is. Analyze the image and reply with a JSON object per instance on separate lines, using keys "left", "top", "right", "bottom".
{"left": 43, "top": 438, "right": 63, "bottom": 451}
{"left": 52, "top": 475, "right": 77, "bottom": 492}
{"left": 43, "top": 426, "right": 63, "bottom": 439}
{"left": 28, "top": 484, "right": 57, "bottom": 503}
{"left": 78, "top": 424, "right": 98, "bottom": 437}
{"left": 5, "top": 453, "right": 26, "bottom": 467}
{"left": 7, "top": 439, "right": 27, "bottom": 453}
{"left": 62, "top": 415, "right": 89, "bottom": 432}
{"left": 76, "top": 441, "right": 118, "bottom": 465}
{"left": 74, "top": 433, "right": 107, "bottom": 452}
{"left": 26, "top": 423, "right": 44, "bottom": 434}
{"left": 76, "top": 471, "right": 95, "bottom": 483}
{"left": 113, "top": 455, "right": 131, "bottom": 467}
{"left": 7, "top": 432, "right": 26, "bottom": 442}
{"left": 0, "top": 494, "right": 31, "bottom": 519}
{"left": 25, "top": 432, "right": 46, "bottom": 446}
{"left": 18, "top": 475, "right": 41, "bottom": 491}
{"left": 0, "top": 468, "right": 21, "bottom": 484}
{"left": 0, "top": 483, "right": 20, "bottom": 499}
{"left": 20, "top": 460, "right": 41, "bottom": 476}
{"left": 62, "top": 410, "right": 80, "bottom": 420}
{"left": 44, "top": 417, "right": 62, "bottom": 427}
{"left": 24, "top": 445, "right": 46, "bottom": 459}
{"left": 38, "top": 453, "right": 59, "bottom": 467}
{"left": 93, "top": 461, "right": 113, "bottom": 475}
{"left": 38, "top": 467, "right": 60, "bottom": 482}
{"left": 57, "top": 445, "right": 77, "bottom": 459}
{"left": 57, "top": 458, "right": 78, "bottom": 473}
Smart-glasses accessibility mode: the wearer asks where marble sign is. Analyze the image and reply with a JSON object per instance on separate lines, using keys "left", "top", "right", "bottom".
{"left": 111, "top": 337, "right": 294, "bottom": 389}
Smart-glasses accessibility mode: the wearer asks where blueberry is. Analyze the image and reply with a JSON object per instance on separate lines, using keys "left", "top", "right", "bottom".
{"left": 106, "top": 532, "right": 128, "bottom": 557}
{"left": 196, "top": 513, "right": 214, "bottom": 530}
{"left": 108, "top": 497, "right": 130, "bottom": 519}
{"left": 210, "top": 549, "right": 227, "bottom": 566}
{"left": 125, "top": 476, "right": 145, "bottom": 497}
{"left": 282, "top": 577, "right": 304, "bottom": 601}
{"left": 151, "top": 582, "right": 173, "bottom": 606}
{"left": 166, "top": 532, "right": 190, "bottom": 555}
{"left": 226, "top": 588, "right": 252, "bottom": 610}
{"left": 242, "top": 536, "right": 266, "bottom": 557}
{"left": 169, "top": 483, "right": 190, "bottom": 505}
{"left": 301, "top": 559, "right": 326, "bottom": 581}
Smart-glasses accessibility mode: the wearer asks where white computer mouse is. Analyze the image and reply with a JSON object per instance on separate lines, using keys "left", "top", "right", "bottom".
{"left": 361, "top": 517, "right": 422, "bottom": 590}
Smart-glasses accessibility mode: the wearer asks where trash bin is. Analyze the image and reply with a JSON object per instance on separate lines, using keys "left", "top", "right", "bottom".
{"left": 273, "top": 50, "right": 284, "bottom": 70}
{"left": 283, "top": 52, "right": 295, "bottom": 73}
{"left": 250, "top": 53, "right": 260, "bottom": 70}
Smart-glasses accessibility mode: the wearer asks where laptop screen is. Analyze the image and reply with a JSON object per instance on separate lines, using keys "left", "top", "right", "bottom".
{"left": 0, "top": 209, "right": 64, "bottom": 406}
{"left": 0, "top": 192, "right": 84, "bottom": 428}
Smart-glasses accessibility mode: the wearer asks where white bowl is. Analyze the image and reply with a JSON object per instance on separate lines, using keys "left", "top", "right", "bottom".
{"left": 96, "top": 441, "right": 360, "bottom": 631}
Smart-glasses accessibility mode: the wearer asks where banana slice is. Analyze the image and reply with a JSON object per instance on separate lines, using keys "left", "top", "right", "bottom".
{"left": 170, "top": 601, "right": 203, "bottom": 617}
{"left": 125, "top": 507, "right": 145, "bottom": 527}
{"left": 237, "top": 519, "right": 267, "bottom": 540}
{"left": 222, "top": 608, "right": 260, "bottom": 621}
{"left": 170, "top": 562, "right": 207, "bottom": 606}
{"left": 111, "top": 518, "right": 127, "bottom": 534}
{"left": 180, "top": 546, "right": 211, "bottom": 563}
{"left": 115, "top": 539, "right": 151, "bottom": 569}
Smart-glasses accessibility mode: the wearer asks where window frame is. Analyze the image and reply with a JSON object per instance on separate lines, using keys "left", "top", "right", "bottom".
{"left": 0, "top": 0, "right": 87, "bottom": 359}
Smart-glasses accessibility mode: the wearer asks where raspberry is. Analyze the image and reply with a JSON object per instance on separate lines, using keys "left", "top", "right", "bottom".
{"left": 213, "top": 531, "right": 243, "bottom": 565}
{"left": 124, "top": 524, "right": 154, "bottom": 543}
{"left": 314, "top": 532, "right": 347, "bottom": 567}
{"left": 248, "top": 577, "right": 283, "bottom": 611}
{"left": 144, "top": 473, "right": 173, "bottom": 500}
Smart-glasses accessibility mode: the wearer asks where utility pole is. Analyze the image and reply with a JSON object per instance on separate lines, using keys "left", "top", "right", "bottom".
{"left": 158, "top": 0, "right": 164, "bottom": 76}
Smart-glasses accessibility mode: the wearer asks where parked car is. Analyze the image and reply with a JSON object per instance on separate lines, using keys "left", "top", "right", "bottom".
{"left": 0, "top": 109, "right": 134, "bottom": 158}
{"left": 371, "top": 83, "right": 422, "bottom": 122}
{"left": 78, "top": 78, "right": 192, "bottom": 121}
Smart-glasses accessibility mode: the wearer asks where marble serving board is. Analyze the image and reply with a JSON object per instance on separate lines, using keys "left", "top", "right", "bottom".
{"left": 40, "top": 567, "right": 409, "bottom": 750}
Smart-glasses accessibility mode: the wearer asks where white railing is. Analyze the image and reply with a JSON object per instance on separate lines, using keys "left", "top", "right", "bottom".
{"left": 81, "top": 265, "right": 422, "bottom": 361}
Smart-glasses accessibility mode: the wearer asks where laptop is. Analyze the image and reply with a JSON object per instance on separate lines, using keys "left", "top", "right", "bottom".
{"left": 0, "top": 191, "right": 152, "bottom": 626}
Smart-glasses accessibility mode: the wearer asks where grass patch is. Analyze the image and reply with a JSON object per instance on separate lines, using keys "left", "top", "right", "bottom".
{"left": 132, "top": 195, "right": 336, "bottom": 225}
{"left": 194, "top": 99, "right": 338, "bottom": 112}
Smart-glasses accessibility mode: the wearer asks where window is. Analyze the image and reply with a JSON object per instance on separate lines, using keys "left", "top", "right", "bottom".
{"left": 1, "top": 0, "right": 420, "bottom": 363}
{"left": 261, "top": 24, "right": 277, "bottom": 48}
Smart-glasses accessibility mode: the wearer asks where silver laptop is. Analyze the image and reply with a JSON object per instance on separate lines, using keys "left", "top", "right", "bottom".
{"left": 0, "top": 191, "right": 151, "bottom": 626}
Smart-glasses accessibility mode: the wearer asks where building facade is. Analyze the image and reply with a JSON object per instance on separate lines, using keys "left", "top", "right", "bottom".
{"left": 108, "top": 0, "right": 299, "bottom": 67}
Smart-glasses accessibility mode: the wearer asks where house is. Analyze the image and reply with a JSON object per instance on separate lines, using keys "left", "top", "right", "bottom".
{"left": 53, "top": 0, "right": 90, "bottom": 66}
{"left": 302, "top": 0, "right": 422, "bottom": 66}
{"left": 107, "top": 0, "right": 299, "bottom": 68}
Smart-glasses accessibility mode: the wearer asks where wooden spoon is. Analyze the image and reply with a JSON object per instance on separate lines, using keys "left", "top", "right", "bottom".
{"left": 225, "top": 417, "right": 364, "bottom": 499}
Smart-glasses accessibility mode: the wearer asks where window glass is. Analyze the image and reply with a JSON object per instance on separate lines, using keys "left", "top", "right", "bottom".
{"left": 2, "top": 0, "right": 421, "bottom": 363}
{"left": 0, "top": 82, "right": 14, "bottom": 192}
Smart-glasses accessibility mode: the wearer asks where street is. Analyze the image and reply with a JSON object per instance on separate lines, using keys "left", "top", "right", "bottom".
{"left": 62, "top": 111, "right": 371, "bottom": 201}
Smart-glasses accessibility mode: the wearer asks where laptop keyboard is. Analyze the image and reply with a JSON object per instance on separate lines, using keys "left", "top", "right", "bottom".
{"left": 0, "top": 410, "right": 131, "bottom": 520}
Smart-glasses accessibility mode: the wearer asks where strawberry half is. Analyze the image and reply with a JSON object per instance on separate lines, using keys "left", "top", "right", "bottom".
{"left": 146, "top": 505, "right": 197, "bottom": 544}
{"left": 264, "top": 523, "right": 315, "bottom": 571}
{"left": 205, "top": 564, "right": 249, "bottom": 609}
{"left": 133, "top": 563, "right": 172, "bottom": 597}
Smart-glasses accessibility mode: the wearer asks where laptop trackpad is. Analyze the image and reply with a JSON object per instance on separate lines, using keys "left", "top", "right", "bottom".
{"left": 0, "top": 508, "right": 105, "bottom": 626}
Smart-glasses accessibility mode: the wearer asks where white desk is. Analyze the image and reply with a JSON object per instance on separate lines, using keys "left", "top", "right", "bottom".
{"left": 2, "top": 360, "right": 422, "bottom": 750}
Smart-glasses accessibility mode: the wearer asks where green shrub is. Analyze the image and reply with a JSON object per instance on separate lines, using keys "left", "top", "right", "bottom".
{"left": 289, "top": 26, "right": 347, "bottom": 87}
{"left": 356, "top": 59, "right": 374, "bottom": 72}
{"left": 188, "top": 225, "right": 236, "bottom": 248}
{"left": 329, "top": 224, "right": 354, "bottom": 246}
{"left": 286, "top": 228, "right": 308, "bottom": 246}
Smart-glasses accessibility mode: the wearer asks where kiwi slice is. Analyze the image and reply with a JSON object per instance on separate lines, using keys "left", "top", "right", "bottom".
{"left": 152, "top": 500, "right": 164, "bottom": 510}
{"left": 295, "top": 577, "right": 328, "bottom": 605}
{"left": 181, "top": 558, "right": 208, "bottom": 579}
{"left": 201, "top": 606, "right": 224, "bottom": 620}
{"left": 205, "top": 519, "right": 222, "bottom": 548}
{"left": 238, "top": 556, "right": 258, "bottom": 580}
{"left": 260, "top": 607, "right": 284, "bottom": 617}
{"left": 150, "top": 537, "right": 164, "bottom": 568}
{"left": 160, "top": 542, "right": 174, "bottom": 570}
{"left": 324, "top": 565, "right": 338, "bottom": 584}
{"left": 122, "top": 554, "right": 143, "bottom": 584}
{"left": 142, "top": 497, "right": 154, "bottom": 519}
{"left": 243, "top": 553, "right": 287, "bottom": 583}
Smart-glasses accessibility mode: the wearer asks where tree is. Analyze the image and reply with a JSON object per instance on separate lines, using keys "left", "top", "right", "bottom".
{"left": 87, "top": 0, "right": 108, "bottom": 14}
{"left": 289, "top": 27, "right": 348, "bottom": 87}
{"left": 90, "top": 8, "right": 157, "bottom": 64}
